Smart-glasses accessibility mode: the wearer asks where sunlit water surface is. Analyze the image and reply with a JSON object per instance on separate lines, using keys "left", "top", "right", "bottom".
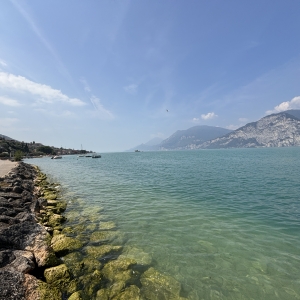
{"left": 26, "top": 148, "right": 300, "bottom": 299}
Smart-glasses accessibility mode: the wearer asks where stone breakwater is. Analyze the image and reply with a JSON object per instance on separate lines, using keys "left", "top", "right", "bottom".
{"left": 0, "top": 162, "right": 187, "bottom": 300}
{"left": 0, "top": 162, "right": 64, "bottom": 299}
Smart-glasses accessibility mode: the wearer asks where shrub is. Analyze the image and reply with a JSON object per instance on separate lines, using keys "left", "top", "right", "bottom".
{"left": 14, "top": 150, "right": 24, "bottom": 161}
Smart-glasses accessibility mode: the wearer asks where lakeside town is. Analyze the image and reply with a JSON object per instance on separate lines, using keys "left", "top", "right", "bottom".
{"left": 0, "top": 135, "right": 93, "bottom": 160}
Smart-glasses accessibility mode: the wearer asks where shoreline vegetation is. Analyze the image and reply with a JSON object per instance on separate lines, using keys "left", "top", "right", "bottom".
{"left": 0, "top": 162, "right": 186, "bottom": 300}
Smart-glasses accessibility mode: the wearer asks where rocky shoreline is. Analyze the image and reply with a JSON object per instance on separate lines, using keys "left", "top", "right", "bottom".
{"left": 0, "top": 162, "right": 187, "bottom": 300}
{"left": 0, "top": 162, "right": 66, "bottom": 299}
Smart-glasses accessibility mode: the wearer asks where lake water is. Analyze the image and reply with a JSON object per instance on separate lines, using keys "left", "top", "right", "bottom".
{"left": 26, "top": 148, "right": 300, "bottom": 299}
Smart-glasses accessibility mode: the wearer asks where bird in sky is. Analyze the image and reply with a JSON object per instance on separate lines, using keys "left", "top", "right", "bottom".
{"left": 166, "top": 109, "right": 169, "bottom": 112}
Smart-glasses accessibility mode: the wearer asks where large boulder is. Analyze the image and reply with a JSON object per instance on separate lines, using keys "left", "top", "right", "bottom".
{"left": 85, "top": 245, "right": 122, "bottom": 259}
{"left": 51, "top": 234, "right": 83, "bottom": 255}
{"left": 140, "top": 267, "right": 182, "bottom": 300}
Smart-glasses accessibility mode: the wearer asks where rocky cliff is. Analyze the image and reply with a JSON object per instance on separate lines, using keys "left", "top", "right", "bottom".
{"left": 202, "top": 112, "right": 300, "bottom": 149}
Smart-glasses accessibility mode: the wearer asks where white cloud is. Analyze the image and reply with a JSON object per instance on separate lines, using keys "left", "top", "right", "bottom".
{"left": 124, "top": 84, "right": 138, "bottom": 95}
{"left": 201, "top": 112, "right": 218, "bottom": 120}
{"left": 0, "top": 59, "right": 7, "bottom": 67}
{"left": 192, "top": 117, "right": 200, "bottom": 123}
{"left": 226, "top": 124, "right": 239, "bottom": 130}
{"left": 0, "top": 117, "right": 19, "bottom": 127}
{"left": 0, "top": 96, "right": 21, "bottom": 107}
{"left": 0, "top": 72, "right": 86, "bottom": 106}
{"left": 266, "top": 96, "right": 300, "bottom": 114}
{"left": 90, "top": 96, "right": 114, "bottom": 120}
{"left": 80, "top": 77, "right": 91, "bottom": 92}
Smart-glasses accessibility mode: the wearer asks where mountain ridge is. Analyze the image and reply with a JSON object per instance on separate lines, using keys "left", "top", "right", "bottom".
{"left": 201, "top": 111, "right": 300, "bottom": 149}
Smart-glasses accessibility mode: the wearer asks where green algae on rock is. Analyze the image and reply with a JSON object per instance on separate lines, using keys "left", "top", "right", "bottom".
{"left": 78, "top": 269, "right": 103, "bottom": 298}
{"left": 99, "top": 221, "right": 117, "bottom": 230}
{"left": 90, "top": 230, "right": 121, "bottom": 243}
{"left": 44, "top": 263, "right": 79, "bottom": 296}
{"left": 120, "top": 246, "right": 152, "bottom": 266}
{"left": 68, "top": 290, "right": 85, "bottom": 300}
{"left": 114, "top": 285, "right": 141, "bottom": 300}
{"left": 51, "top": 234, "right": 83, "bottom": 255}
{"left": 85, "top": 245, "right": 122, "bottom": 259}
{"left": 44, "top": 264, "right": 71, "bottom": 284}
{"left": 140, "top": 267, "right": 184, "bottom": 300}
{"left": 102, "top": 257, "right": 137, "bottom": 283}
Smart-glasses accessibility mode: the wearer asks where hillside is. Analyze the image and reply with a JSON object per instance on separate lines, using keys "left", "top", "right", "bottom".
{"left": 127, "top": 137, "right": 163, "bottom": 152}
{"left": 0, "top": 134, "right": 13, "bottom": 140}
{"left": 202, "top": 111, "right": 300, "bottom": 149}
{"left": 0, "top": 135, "right": 91, "bottom": 158}
{"left": 158, "top": 125, "right": 232, "bottom": 150}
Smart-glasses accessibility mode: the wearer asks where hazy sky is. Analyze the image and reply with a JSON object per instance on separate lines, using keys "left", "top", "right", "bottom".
{"left": 1, "top": 1, "right": 300, "bottom": 152}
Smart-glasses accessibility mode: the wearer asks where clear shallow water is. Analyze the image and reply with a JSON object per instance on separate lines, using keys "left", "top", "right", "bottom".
{"left": 26, "top": 148, "right": 300, "bottom": 299}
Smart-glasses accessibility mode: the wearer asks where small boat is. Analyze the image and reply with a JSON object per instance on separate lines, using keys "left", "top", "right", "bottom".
{"left": 85, "top": 155, "right": 92, "bottom": 157}
{"left": 78, "top": 155, "right": 84, "bottom": 157}
{"left": 53, "top": 156, "right": 62, "bottom": 159}
{"left": 92, "top": 154, "right": 101, "bottom": 158}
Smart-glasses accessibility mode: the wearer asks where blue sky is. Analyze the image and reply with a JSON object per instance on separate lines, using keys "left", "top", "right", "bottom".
{"left": 0, "top": 0, "right": 300, "bottom": 152}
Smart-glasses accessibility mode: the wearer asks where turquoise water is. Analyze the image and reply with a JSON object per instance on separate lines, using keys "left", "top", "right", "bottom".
{"left": 26, "top": 148, "right": 300, "bottom": 299}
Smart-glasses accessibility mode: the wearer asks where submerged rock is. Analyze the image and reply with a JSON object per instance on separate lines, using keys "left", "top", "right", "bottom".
{"left": 68, "top": 290, "right": 85, "bottom": 300}
{"left": 85, "top": 245, "right": 122, "bottom": 259}
{"left": 90, "top": 230, "right": 120, "bottom": 243}
{"left": 140, "top": 267, "right": 182, "bottom": 300}
{"left": 99, "top": 221, "right": 117, "bottom": 230}
{"left": 120, "top": 246, "right": 152, "bottom": 266}
{"left": 78, "top": 269, "right": 102, "bottom": 298}
{"left": 114, "top": 285, "right": 141, "bottom": 300}
{"left": 102, "top": 257, "right": 137, "bottom": 283}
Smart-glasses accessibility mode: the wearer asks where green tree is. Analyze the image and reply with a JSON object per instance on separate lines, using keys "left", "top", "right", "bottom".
{"left": 14, "top": 150, "right": 24, "bottom": 161}
{"left": 37, "top": 146, "right": 53, "bottom": 154}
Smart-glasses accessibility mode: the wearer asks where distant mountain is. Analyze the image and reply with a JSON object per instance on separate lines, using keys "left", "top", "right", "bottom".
{"left": 202, "top": 111, "right": 300, "bottom": 149}
{"left": 0, "top": 134, "right": 14, "bottom": 140}
{"left": 127, "top": 137, "right": 164, "bottom": 152}
{"left": 158, "top": 125, "right": 232, "bottom": 150}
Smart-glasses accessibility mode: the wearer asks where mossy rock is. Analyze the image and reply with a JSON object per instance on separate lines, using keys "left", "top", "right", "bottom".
{"left": 114, "top": 285, "right": 141, "bottom": 300}
{"left": 63, "top": 252, "right": 83, "bottom": 265}
{"left": 85, "top": 223, "right": 97, "bottom": 232}
{"left": 102, "top": 257, "right": 137, "bottom": 283}
{"left": 90, "top": 230, "right": 120, "bottom": 243}
{"left": 99, "top": 221, "right": 117, "bottom": 230}
{"left": 48, "top": 214, "right": 67, "bottom": 227}
{"left": 37, "top": 281, "right": 62, "bottom": 300}
{"left": 85, "top": 245, "right": 122, "bottom": 259}
{"left": 67, "top": 258, "right": 102, "bottom": 278}
{"left": 108, "top": 280, "right": 126, "bottom": 298}
{"left": 47, "top": 200, "right": 67, "bottom": 214}
{"left": 51, "top": 234, "right": 83, "bottom": 255}
{"left": 68, "top": 291, "right": 84, "bottom": 300}
{"left": 140, "top": 267, "right": 182, "bottom": 300}
{"left": 44, "top": 192, "right": 58, "bottom": 200}
{"left": 78, "top": 270, "right": 102, "bottom": 298}
{"left": 96, "top": 288, "right": 110, "bottom": 300}
{"left": 44, "top": 264, "right": 78, "bottom": 296}
{"left": 120, "top": 247, "right": 152, "bottom": 266}
{"left": 44, "top": 264, "right": 71, "bottom": 284}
